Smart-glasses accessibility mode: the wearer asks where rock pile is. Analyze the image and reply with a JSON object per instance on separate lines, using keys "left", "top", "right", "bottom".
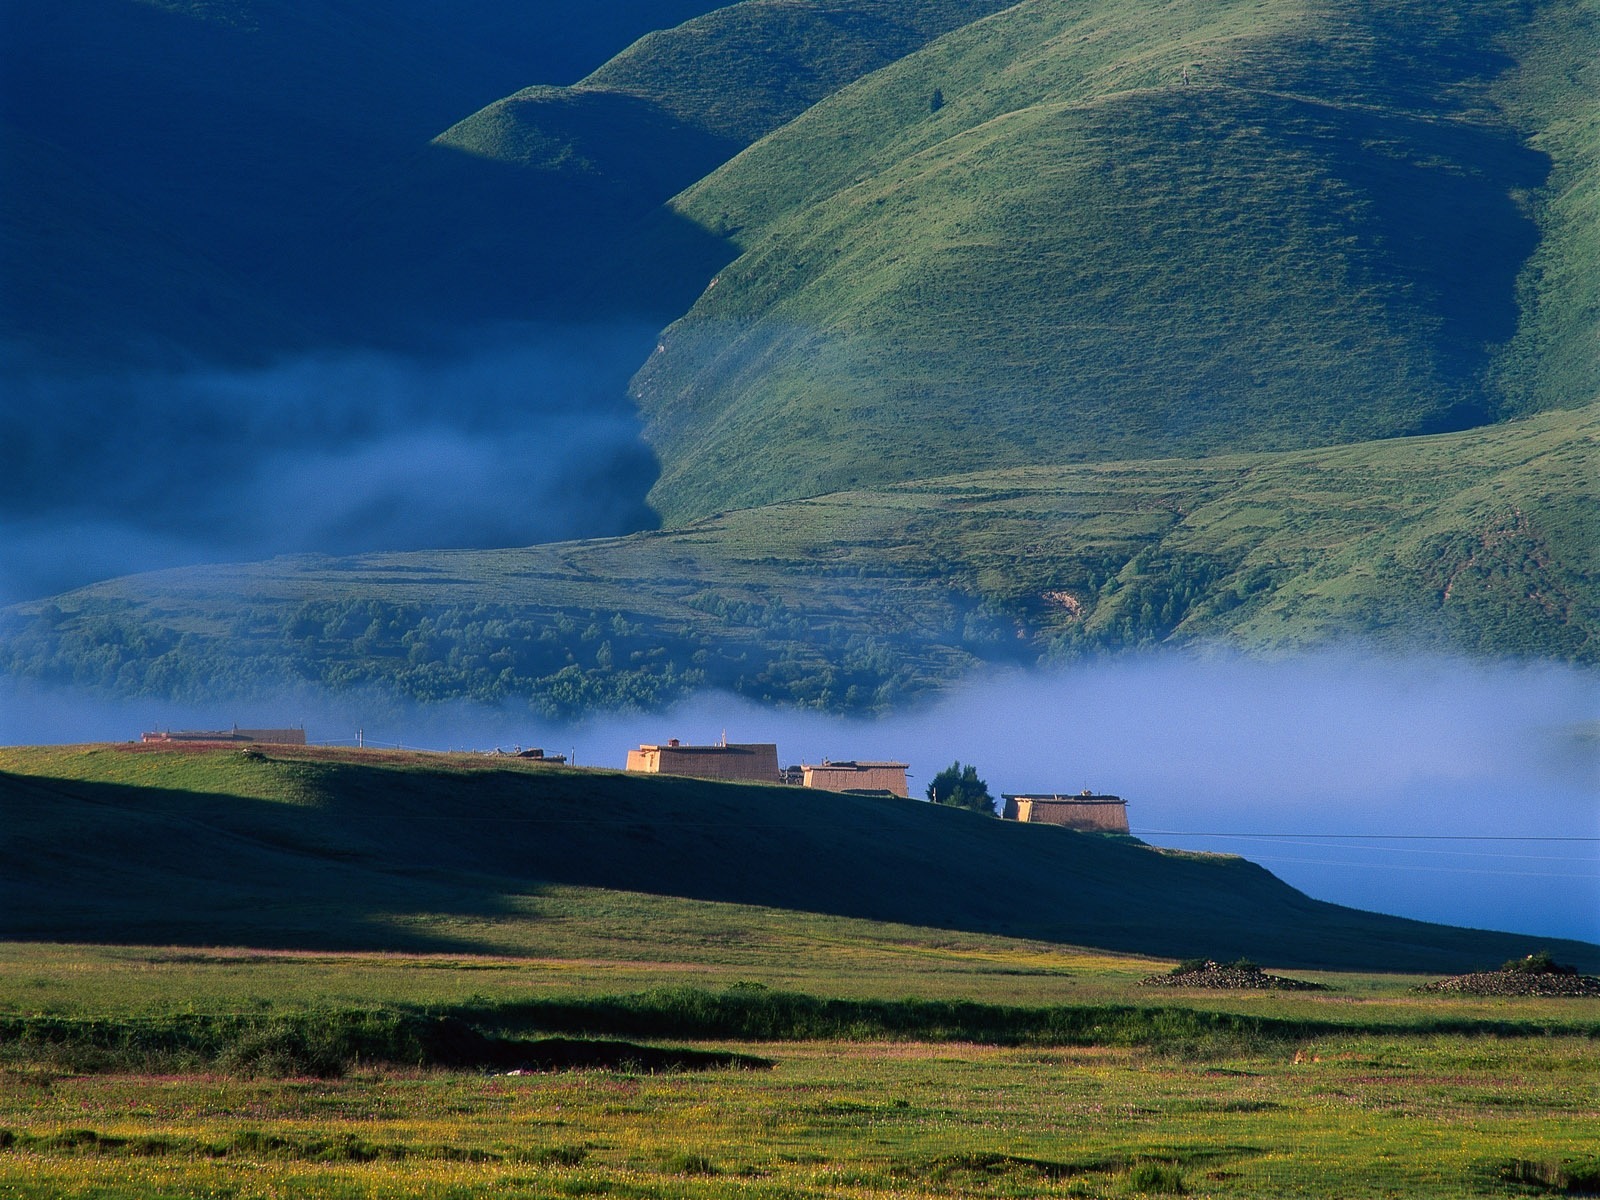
{"left": 1416, "top": 971, "right": 1600, "bottom": 997}
{"left": 1418, "top": 952, "right": 1600, "bottom": 997}
{"left": 1139, "top": 960, "right": 1326, "bottom": 991}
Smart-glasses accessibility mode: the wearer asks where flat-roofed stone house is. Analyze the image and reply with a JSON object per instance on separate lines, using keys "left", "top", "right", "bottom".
{"left": 625, "top": 739, "right": 780, "bottom": 784}
{"left": 1001, "top": 791, "right": 1129, "bottom": 832}
{"left": 801, "top": 760, "right": 909, "bottom": 797}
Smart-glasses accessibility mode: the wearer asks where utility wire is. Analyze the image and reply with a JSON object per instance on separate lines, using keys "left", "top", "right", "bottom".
{"left": 1134, "top": 834, "right": 1596, "bottom": 862}
{"left": 1135, "top": 830, "right": 1598, "bottom": 842}
{"left": 1235, "top": 853, "right": 1595, "bottom": 881}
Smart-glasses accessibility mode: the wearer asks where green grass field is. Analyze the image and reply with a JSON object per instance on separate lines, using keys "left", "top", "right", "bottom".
{"left": 2, "top": 942, "right": 1596, "bottom": 1198}
{"left": 2, "top": 744, "right": 1596, "bottom": 1197}
{"left": 14, "top": 743, "right": 1595, "bottom": 971}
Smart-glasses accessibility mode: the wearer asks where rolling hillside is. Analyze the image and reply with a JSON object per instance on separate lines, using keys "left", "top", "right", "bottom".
{"left": 4, "top": 402, "right": 1592, "bottom": 713}
{"left": 635, "top": 0, "right": 1600, "bottom": 519}
{"left": 3, "top": 743, "right": 1592, "bottom": 971}
{"left": 1, "top": 0, "right": 1014, "bottom": 364}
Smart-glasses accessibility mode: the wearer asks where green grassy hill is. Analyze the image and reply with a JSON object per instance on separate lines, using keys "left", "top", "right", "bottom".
{"left": 4, "top": 744, "right": 1592, "bottom": 971}
{"left": 4, "top": 0, "right": 1594, "bottom": 700}
{"left": 5, "top": 402, "right": 1592, "bottom": 713}
{"left": 634, "top": 0, "right": 1599, "bottom": 520}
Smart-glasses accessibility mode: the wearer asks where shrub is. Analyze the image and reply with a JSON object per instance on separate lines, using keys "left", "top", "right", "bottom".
{"left": 512, "top": 1145, "right": 589, "bottom": 1167}
{"left": 663, "top": 1150, "right": 718, "bottom": 1176}
{"left": 1501, "top": 951, "right": 1578, "bottom": 976}
{"left": 1128, "top": 1161, "right": 1186, "bottom": 1193}
{"left": 1500, "top": 1155, "right": 1600, "bottom": 1194}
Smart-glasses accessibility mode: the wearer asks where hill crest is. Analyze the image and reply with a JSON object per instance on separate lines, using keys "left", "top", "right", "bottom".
{"left": 4, "top": 743, "right": 1594, "bottom": 972}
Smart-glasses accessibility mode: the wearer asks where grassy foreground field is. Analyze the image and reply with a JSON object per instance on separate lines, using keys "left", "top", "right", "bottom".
{"left": 1, "top": 942, "right": 1596, "bottom": 1199}
{"left": 1, "top": 745, "right": 1597, "bottom": 1196}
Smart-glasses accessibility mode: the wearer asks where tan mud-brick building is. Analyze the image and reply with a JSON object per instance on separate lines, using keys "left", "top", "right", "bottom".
{"left": 626, "top": 740, "right": 780, "bottom": 784}
{"left": 1001, "top": 792, "right": 1129, "bottom": 832}
{"left": 801, "top": 760, "right": 910, "bottom": 797}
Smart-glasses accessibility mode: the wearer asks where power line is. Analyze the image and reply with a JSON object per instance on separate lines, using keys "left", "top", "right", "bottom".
{"left": 1135, "top": 830, "right": 1598, "bottom": 842}
{"left": 1236, "top": 853, "right": 1596, "bottom": 881}
{"left": 1134, "top": 833, "right": 1597, "bottom": 862}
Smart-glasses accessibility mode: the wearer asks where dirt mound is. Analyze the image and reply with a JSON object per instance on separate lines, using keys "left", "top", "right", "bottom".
{"left": 1140, "top": 960, "right": 1325, "bottom": 991}
{"left": 1416, "top": 972, "right": 1600, "bottom": 997}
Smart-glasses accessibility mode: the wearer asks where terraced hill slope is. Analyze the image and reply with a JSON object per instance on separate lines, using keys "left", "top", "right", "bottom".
{"left": 5, "top": 402, "right": 1591, "bottom": 714}
{"left": 4, "top": 743, "right": 1593, "bottom": 970}
{"left": 635, "top": 0, "right": 1600, "bottom": 519}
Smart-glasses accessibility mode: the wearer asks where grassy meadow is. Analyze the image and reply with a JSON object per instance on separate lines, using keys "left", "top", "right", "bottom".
{"left": 1, "top": 943, "right": 1597, "bottom": 1198}
{"left": 6, "top": 744, "right": 1591, "bottom": 971}
{"left": 2, "top": 744, "right": 1598, "bottom": 1196}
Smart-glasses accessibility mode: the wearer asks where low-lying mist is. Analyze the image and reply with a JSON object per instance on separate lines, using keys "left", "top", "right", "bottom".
{"left": 0, "top": 325, "right": 660, "bottom": 604}
{"left": 4, "top": 651, "right": 1593, "bottom": 946}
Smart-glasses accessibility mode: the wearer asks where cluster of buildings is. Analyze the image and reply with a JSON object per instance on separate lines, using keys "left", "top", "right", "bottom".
{"left": 135, "top": 725, "right": 1128, "bottom": 835}
{"left": 624, "top": 739, "right": 912, "bottom": 798}
{"left": 622, "top": 738, "right": 1129, "bottom": 833}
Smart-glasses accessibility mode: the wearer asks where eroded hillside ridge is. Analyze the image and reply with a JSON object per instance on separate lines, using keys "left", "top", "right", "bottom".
{"left": 634, "top": 0, "right": 1597, "bottom": 520}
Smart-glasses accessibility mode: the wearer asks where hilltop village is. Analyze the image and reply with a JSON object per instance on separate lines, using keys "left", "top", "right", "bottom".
{"left": 138, "top": 727, "right": 1129, "bottom": 832}
{"left": 623, "top": 738, "right": 1130, "bottom": 832}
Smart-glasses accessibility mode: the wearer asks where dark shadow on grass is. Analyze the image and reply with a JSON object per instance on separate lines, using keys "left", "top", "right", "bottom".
{"left": 3, "top": 757, "right": 1596, "bottom": 970}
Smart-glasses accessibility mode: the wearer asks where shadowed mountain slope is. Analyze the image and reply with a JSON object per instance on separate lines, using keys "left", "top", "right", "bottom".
{"left": 634, "top": 0, "right": 1597, "bottom": 520}
{"left": 0, "top": 0, "right": 745, "bottom": 363}
{"left": 2, "top": 0, "right": 1013, "bottom": 365}
{"left": 4, "top": 402, "right": 1592, "bottom": 713}
{"left": 0, "top": 0, "right": 1021, "bottom": 599}
{"left": 426, "top": 0, "right": 1013, "bottom": 319}
{"left": 3, "top": 744, "right": 1593, "bottom": 971}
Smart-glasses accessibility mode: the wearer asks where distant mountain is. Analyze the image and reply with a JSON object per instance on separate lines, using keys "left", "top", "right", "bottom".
{"left": 0, "top": 0, "right": 1020, "bottom": 601}
{"left": 415, "top": 0, "right": 1016, "bottom": 326}
{"left": 6, "top": 744, "right": 1593, "bottom": 969}
{"left": 0, "top": 0, "right": 749, "bottom": 363}
{"left": 634, "top": 0, "right": 1600, "bottom": 520}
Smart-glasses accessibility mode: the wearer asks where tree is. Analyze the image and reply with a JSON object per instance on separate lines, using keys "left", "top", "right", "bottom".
{"left": 926, "top": 761, "right": 994, "bottom": 815}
